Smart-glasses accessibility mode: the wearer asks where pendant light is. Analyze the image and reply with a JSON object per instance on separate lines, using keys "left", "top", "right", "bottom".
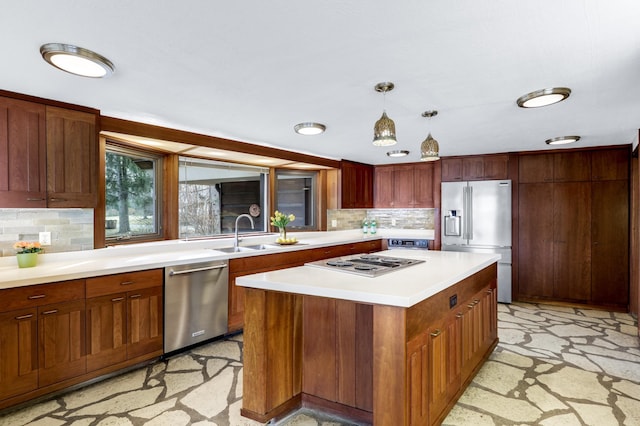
{"left": 420, "top": 110, "right": 440, "bottom": 162}
{"left": 373, "top": 82, "right": 397, "bottom": 146}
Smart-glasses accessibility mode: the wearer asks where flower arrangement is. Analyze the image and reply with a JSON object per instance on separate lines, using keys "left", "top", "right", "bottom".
{"left": 270, "top": 211, "right": 297, "bottom": 244}
{"left": 14, "top": 241, "right": 43, "bottom": 254}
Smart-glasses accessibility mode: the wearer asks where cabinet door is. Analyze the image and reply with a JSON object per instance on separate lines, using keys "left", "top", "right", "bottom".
{"left": 228, "top": 272, "right": 245, "bottom": 333}
{"left": 127, "top": 286, "right": 163, "bottom": 359}
{"left": 554, "top": 151, "right": 590, "bottom": 182}
{"left": 374, "top": 166, "right": 394, "bottom": 207}
{"left": 46, "top": 106, "right": 98, "bottom": 208}
{"left": 441, "top": 158, "right": 462, "bottom": 182}
{"left": 406, "top": 332, "right": 429, "bottom": 426}
{"left": 483, "top": 155, "right": 509, "bottom": 180}
{"left": 0, "top": 97, "right": 47, "bottom": 207}
{"left": 591, "top": 148, "right": 629, "bottom": 181}
{"left": 38, "top": 299, "right": 86, "bottom": 387}
{"left": 413, "top": 162, "right": 435, "bottom": 207}
{"left": 86, "top": 293, "right": 127, "bottom": 372}
{"left": 462, "top": 157, "right": 484, "bottom": 180}
{"left": 518, "top": 183, "right": 554, "bottom": 298}
{"left": 591, "top": 180, "right": 629, "bottom": 306}
{"left": 392, "top": 165, "right": 414, "bottom": 207}
{"left": 519, "top": 154, "right": 553, "bottom": 183}
{"left": 553, "top": 182, "right": 591, "bottom": 301}
{"left": 0, "top": 308, "right": 38, "bottom": 400}
{"left": 341, "top": 161, "right": 374, "bottom": 208}
{"left": 428, "top": 315, "right": 462, "bottom": 425}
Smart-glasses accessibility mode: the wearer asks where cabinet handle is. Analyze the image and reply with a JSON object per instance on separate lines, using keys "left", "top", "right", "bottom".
{"left": 467, "top": 303, "right": 475, "bottom": 308}
{"left": 27, "top": 198, "right": 46, "bottom": 201}
{"left": 486, "top": 289, "right": 493, "bottom": 294}
{"left": 48, "top": 198, "right": 67, "bottom": 202}
{"left": 111, "top": 297, "right": 125, "bottom": 302}
{"left": 15, "top": 314, "right": 34, "bottom": 320}
{"left": 473, "top": 299, "right": 480, "bottom": 305}
{"left": 41, "top": 309, "right": 58, "bottom": 315}
{"left": 129, "top": 294, "right": 141, "bottom": 299}
{"left": 430, "top": 329, "right": 442, "bottom": 337}
{"left": 120, "top": 281, "right": 134, "bottom": 286}
{"left": 456, "top": 313, "right": 463, "bottom": 318}
{"left": 28, "top": 294, "right": 46, "bottom": 300}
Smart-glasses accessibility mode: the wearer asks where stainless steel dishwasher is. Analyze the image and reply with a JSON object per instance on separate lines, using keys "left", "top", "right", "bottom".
{"left": 164, "top": 260, "right": 229, "bottom": 353}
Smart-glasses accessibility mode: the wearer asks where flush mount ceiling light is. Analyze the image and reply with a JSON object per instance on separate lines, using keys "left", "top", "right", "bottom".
{"left": 386, "top": 150, "right": 409, "bottom": 157}
{"left": 373, "top": 82, "right": 397, "bottom": 146}
{"left": 420, "top": 110, "right": 440, "bottom": 162}
{"left": 40, "top": 43, "right": 115, "bottom": 78}
{"left": 294, "top": 122, "right": 326, "bottom": 135}
{"left": 517, "top": 87, "right": 571, "bottom": 108}
{"left": 545, "top": 135, "right": 581, "bottom": 145}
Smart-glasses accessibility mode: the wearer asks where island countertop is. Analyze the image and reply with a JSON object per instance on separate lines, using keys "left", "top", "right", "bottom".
{"left": 236, "top": 249, "right": 500, "bottom": 307}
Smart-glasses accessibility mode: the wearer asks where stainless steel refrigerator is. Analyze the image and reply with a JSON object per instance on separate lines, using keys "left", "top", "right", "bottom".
{"left": 441, "top": 180, "right": 512, "bottom": 303}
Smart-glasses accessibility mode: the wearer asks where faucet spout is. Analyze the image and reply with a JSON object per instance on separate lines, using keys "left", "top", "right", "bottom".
{"left": 234, "top": 214, "right": 255, "bottom": 248}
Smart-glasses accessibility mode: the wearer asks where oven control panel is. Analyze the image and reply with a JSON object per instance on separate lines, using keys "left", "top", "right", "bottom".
{"left": 387, "top": 238, "right": 430, "bottom": 249}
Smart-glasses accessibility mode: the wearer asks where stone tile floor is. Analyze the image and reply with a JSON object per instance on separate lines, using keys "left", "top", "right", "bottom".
{"left": 1, "top": 303, "right": 638, "bottom": 425}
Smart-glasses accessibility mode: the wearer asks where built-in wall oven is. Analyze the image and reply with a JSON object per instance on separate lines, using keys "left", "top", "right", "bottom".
{"left": 164, "top": 260, "right": 228, "bottom": 354}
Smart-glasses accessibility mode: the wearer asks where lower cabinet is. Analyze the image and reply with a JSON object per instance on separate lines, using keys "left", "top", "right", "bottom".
{"left": 0, "top": 270, "right": 163, "bottom": 409}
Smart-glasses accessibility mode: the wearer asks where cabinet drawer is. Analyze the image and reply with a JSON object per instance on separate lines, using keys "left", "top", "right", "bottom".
{"left": 86, "top": 269, "right": 162, "bottom": 298}
{"left": 0, "top": 280, "right": 85, "bottom": 313}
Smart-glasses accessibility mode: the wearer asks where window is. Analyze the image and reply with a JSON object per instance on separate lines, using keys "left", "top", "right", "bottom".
{"left": 275, "top": 170, "right": 317, "bottom": 230}
{"left": 105, "top": 144, "right": 162, "bottom": 241}
{"left": 179, "top": 157, "right": 268, "bottom": 239}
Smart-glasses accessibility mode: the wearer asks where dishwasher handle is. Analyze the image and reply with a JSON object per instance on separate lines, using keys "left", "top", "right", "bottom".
{"left": 169, "top": 264, "right": 228, "bottom": 276}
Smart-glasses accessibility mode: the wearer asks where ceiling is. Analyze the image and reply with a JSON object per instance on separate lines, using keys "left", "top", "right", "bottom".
{"left": 4, "top": 1, "right": 640, "bottom": 165}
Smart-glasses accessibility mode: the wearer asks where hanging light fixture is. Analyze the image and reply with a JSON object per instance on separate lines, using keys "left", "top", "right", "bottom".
{"left": 420, "top": 110, "right": 440, "bottom": 161}
{"left": 373, "top": 82, "right": 397, "bottom": 146}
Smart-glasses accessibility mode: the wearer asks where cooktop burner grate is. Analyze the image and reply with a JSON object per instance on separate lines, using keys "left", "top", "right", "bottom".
{"left": 305, "top": 254, "right": 425, "bottom": 277}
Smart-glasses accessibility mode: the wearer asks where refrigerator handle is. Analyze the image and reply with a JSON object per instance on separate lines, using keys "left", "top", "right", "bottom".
{"left": 465, "top": 185, "right": 473, "bottom": 240}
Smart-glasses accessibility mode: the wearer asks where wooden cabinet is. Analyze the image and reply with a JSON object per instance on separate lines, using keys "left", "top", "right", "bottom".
{"left": 85, "top": 269, "right": 163, "bottom": 371}
{"left": 0, "top": 96, "right": 98, "bottom": 208}
{"left": 341, "top": 160, "right": 374, "bottom": 208}
{"left": 0, "top": 96, "right": 47, "bottom": 207}
{"left": 228, "top": 241, "right": 382, "bottom": 332}
{"left": 517, "top": 147, "right": 630, "bottom": 308}
{"left": 0, "top": 279, "right": 85, "bottom": 402}
{"left": 38, "top": 299, "right": 86, "bottom": 387}
{"left": 46, "top": 106, "right": 98, "bottom": 208}
{"left": 441, "top": 155, "right": 508, "bottom": 182}
{"left": 374, "top": 163, "right": 437, "bottom": 208}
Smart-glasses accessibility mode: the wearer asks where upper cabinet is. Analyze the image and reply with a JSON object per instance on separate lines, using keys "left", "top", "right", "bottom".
{"left": 374, "top": 162, "right": 437, "bottom": 208}
{"left": 341, "top": 160, "right": 374, "bottom": 208}
{"left": 0, "top": 97, "right": 47, "bottom": 207}
{"left": 441, "top": 155, "right": 508, "bottom": 182}
{"left": 0, "top": 96, "right": 98, "bottom": 208}
{"left": 46, "top": 106, "right": 98, "bottom": 208}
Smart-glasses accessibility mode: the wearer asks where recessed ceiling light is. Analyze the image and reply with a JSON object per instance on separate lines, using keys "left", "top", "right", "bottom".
{"left": 545, "top": 135, "right": 581, "bottom": 145}
{"left": 294, "top": 122, "right": 326, "bottom": 135}
{"left": 517, "top": 87, "right": 571, "bottom": 108}
{"left": 386, "top": 150, "right": 409, "bottom": 157}
{"left": 40, "top": 43, "right": 115, "bottom": 78}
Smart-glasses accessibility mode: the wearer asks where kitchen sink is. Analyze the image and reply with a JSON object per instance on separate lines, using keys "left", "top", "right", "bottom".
{"left": 212, "top": 244, "right": 279, "bottom": 253}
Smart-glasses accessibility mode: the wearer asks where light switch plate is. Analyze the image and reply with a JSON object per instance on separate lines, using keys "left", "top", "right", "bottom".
{"left": 331, "top": 219, "right": 338, "bottom": 227}
{"left": 39, "top": 231, "right": 51, "bottom": 246}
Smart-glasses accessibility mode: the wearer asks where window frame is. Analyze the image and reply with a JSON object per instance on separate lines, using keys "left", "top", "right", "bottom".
{"left": 274, "top": 169, "right": 318, "bottom": 231}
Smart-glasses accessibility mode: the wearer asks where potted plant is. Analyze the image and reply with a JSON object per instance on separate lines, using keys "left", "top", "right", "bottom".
{"left": 270, "top": 211, "right": 297, "bottom": 244}
{"left": 14, "top": 241, "right": 43, "bottom": 268}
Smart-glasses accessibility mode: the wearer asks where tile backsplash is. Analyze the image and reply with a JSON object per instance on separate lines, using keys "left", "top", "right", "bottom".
{"left": 327, "top": 208, "right": 435, "bottom": 231}
{"left": 0, "top": 209, "right": 94, "bottom": 256}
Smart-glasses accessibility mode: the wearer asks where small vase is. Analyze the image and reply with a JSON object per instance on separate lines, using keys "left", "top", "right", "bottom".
{"left": 16, "top": 252, "right": 39, "bottom": 268}
{"left": 279, "top": 227, "right": 287, "bottom": 242}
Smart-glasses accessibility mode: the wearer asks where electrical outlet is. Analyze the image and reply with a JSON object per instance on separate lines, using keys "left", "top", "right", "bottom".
{"left": 391, "top": 218, "right": 397, "bottom": 226}
{"left": 39, "top": 231, "right": 51, "bottom": 246}
{"left": 331, "top": 219, "right": 338, "bottom": 228}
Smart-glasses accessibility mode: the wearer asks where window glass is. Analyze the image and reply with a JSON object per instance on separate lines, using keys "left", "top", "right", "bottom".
{"left": 275, "top": 170, "right": 317, "bottom": 230}
{"left": 179, "top": 157, "right": 268, "bottom": 238}
{"left": 105, "top": 145, "right": 161, "bottom": 241}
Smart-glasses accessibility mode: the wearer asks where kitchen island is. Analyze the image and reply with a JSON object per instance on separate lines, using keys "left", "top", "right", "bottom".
{"left": 237, "top": 250, "right": 500, "bottom": 425}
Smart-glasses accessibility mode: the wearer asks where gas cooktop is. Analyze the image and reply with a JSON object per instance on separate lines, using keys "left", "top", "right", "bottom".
{"left": 305, "top": 254, "right": 425, "bottom": 278}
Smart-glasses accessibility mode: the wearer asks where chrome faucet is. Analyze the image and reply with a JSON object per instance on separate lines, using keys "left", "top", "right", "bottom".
{"left": 234, "top": 214, "right": 255, "bottom": 248}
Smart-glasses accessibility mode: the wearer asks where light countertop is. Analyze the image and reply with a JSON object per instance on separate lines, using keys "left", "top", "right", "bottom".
{"left": 0, "top": 229, "right": 434, "bottom": 290}
{"left": 236, "top": 249, "right": 500, "bottom": 308}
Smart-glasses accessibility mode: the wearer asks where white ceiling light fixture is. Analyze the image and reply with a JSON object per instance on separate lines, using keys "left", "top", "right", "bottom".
{"left": 420, "top": 110, "right": 440, "bottom": 162}
{"left": 545, "top": 135, "right": 581, "bottom": 145}
{"left": 40, "top": 43, "right": 115, "bottom": 78}
{"left": 294, "top": 122, "right": 326, "bottom": 135}
{"left": 373, "top": 82, "right": 397, "bottom": 146}
{"left": 517, "top": 87, "right": 571, "bottom": 108}
{"left": 386, "top": 150, "right": 409, "bottom": 157}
